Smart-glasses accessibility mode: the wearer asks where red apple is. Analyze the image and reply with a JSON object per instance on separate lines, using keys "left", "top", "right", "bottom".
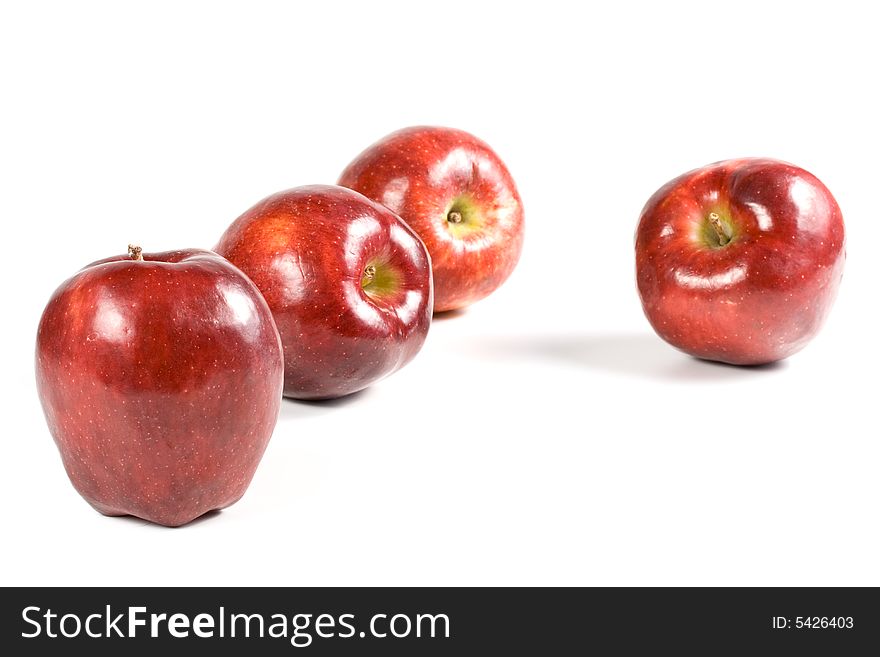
{"left": 338, "top": 126, "right": 524, "bottom": 312}
{"left": 635, "top": 158, "right": 846, "bottom": 365}
{"left": 35, "top": 247, "right": 284, "bottom": 527}
{"left": 215, "top": 185, "right": 432, "bottom": 400}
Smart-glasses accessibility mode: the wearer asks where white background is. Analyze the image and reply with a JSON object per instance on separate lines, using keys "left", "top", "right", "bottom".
{"left": 2, "top": 1, "right": 877, "bottom": 586}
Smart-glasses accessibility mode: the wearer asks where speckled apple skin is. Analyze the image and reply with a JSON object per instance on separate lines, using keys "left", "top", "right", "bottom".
{"left": 35, "top": 249, "right": 284, "bottom": 527}
{"left": 636, "top": 158, "right": 846, "bottom": 365}
{"left": 215, "top": 185, "right": 433, "bottom": 400}
{"left": 339, "top": 126, "right": 524, "bottom": 312}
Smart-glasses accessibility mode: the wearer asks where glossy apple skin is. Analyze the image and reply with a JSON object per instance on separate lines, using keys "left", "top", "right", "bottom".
{"left": 215, "top": 185, "right": 433, "bottom": 400}
{"left": 636, "top": 158, "right": 846, "bottom": 365}
{"left": 339, "top": 126, "right": 524, "bottom": 312}
{"left": 35, "top": 249, "right": 284, "bottom": 527}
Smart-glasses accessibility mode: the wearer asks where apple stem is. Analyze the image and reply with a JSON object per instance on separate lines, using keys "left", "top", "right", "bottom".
{"left": 447, "top": 211, "right": 463, "bottom": 224}
{"left": 707, "top": 213, "right": 730, "bottom": 246}
{"left": 128, "top": 244, "right": 144, "bottom": 261}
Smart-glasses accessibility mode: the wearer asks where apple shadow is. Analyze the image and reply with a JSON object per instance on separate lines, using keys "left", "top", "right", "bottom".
{"left": 181, "top": 509, "right": 223, "bottom": 528}
{"left": 462, "top": 333, "right": 786, "bottom": 382}
{"left": 432, "top": 308, "right": 469, "bottom": 322}
{"left": 278, "top": 387, "right": 372, "bottom": 421}
{"left": 100, "top": 509, "right": 223, "bottom": 529}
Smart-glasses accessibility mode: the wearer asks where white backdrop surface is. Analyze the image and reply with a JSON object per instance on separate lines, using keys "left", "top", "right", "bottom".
{"left": 1, "top": 1, "right": 877, "bottom": 586}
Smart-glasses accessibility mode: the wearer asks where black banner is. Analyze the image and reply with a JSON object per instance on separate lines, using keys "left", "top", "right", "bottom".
{"left": 2, "top": 587, "right": 877, "bottom": 654}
